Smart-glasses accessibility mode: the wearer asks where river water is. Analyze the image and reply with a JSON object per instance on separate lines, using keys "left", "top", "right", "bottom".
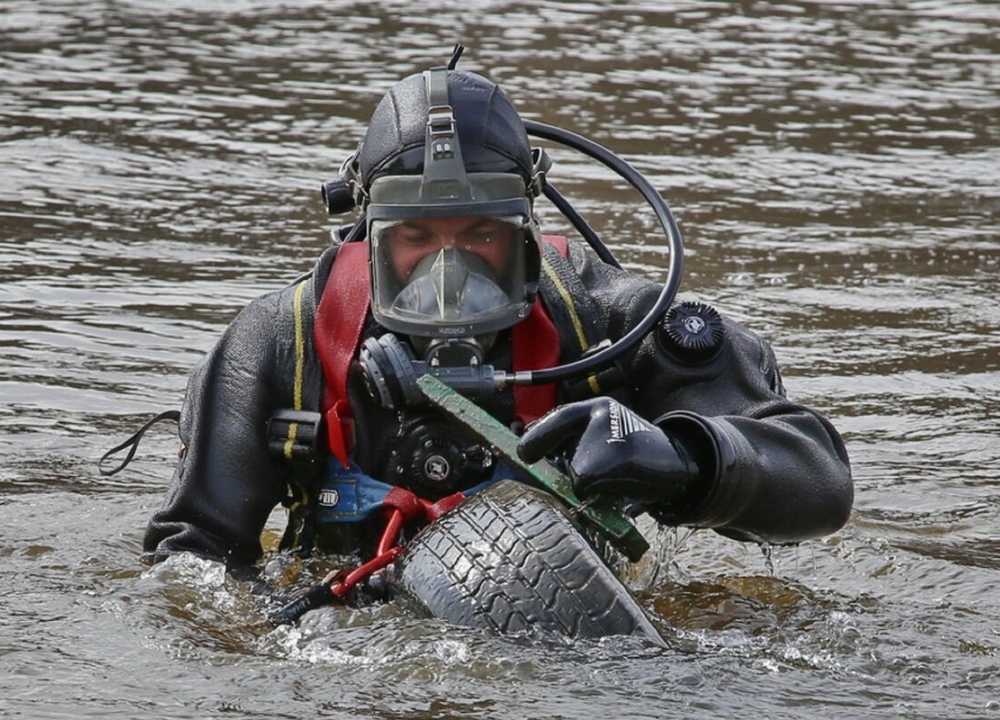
{"left": 3, "top": 1, "right": 1000, "bottom": 718}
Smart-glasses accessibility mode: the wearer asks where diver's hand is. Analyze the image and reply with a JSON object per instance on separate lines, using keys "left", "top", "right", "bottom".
{"left": 516, "top": 397, "right": 704, "bottom": 507}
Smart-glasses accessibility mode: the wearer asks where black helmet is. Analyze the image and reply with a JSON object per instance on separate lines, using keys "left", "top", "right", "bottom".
{"left": 344, "top": 66, "right": 543, "bottom": 341}
{"left": 356, "top": 70, "right": 534, "bottom": 190}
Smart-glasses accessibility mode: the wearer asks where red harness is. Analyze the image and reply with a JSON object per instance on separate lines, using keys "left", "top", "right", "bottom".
{"left": 314, "top": 238, "right": 567, "bottom": 467}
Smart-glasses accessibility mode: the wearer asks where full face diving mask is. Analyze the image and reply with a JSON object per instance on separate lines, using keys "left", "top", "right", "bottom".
{"left": 364, "top": 67, "right": 540, "bottom": 341}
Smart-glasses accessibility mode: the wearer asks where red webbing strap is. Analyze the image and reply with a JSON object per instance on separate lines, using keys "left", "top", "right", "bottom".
{"left": 314, "top": 242, "right": 371, "bottom": 468}
{"left": 511, "top": 235, "right": 567, "bottom": 427}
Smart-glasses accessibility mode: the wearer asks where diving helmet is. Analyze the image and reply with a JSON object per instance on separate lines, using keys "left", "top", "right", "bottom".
{"left": 345, "top": 68, "right": 543, "bottom": 341}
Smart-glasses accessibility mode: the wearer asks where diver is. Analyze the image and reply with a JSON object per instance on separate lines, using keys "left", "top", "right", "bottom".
{"left": 140, "top": 49, "right": 853, "bottom": 580}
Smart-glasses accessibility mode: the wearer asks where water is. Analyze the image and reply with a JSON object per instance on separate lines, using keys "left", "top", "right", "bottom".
{"left": 3, "top": 1, "right": 1000, "bottom": 717}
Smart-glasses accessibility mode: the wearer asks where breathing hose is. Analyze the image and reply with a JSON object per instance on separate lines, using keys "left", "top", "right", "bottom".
{"left": 508, "top": 120, "right": 684, "bottom": 386}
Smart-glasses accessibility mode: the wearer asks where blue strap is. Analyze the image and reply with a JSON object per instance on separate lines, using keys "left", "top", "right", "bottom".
{"left": 316, "top": 459, "right": 395, "bottom": 522}
{"left": 316, "top": 458, "right": 518, "bottom": 523}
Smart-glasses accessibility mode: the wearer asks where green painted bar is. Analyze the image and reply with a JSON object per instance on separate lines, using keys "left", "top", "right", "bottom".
{"left": 415, "top": 374, "right": 649, "bottom": 561}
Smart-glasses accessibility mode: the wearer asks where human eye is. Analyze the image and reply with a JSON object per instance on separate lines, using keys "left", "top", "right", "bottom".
{"left": 390, "top": 226, "right": 431, "bottom": 246}
{"left": 460, "top": 222, "right": 503, "bottom": 247}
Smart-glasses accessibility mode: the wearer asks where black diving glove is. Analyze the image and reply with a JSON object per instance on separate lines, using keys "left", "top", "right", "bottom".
{"left": 517, "top": 397, "right": 707, "bottom": 513}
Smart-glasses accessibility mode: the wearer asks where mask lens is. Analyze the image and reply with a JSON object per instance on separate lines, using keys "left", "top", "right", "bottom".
{"left": 370, "top": 215, "right": 530, "bottom": 337}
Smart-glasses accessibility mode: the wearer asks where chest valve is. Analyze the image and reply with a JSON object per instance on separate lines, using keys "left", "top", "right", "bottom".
{"left": 658, "top": 301, "right": 725, "bottom": 364}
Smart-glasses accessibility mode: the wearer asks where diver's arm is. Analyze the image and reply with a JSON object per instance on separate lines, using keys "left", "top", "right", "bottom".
{"left": 555, "top": 242, "right": 853, "bottom": 544}
{"left": 142, "top": 293, "right": 292, "bottom": 568}
{"left": 642, "top": 329, "right": 854, "bottom": 544}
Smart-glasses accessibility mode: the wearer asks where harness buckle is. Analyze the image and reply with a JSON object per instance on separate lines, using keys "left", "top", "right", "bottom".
{"left": 267, "top": 409, "right": 323, "bottom": 462}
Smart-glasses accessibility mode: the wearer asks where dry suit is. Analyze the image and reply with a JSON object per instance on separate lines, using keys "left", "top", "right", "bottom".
{"left": 143, "top": 233, "right": 853, "bottom": 569}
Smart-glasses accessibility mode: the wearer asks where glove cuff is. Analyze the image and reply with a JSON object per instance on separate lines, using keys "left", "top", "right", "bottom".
{"left": 647, "top": 411, "right": 729, "bottom": 525}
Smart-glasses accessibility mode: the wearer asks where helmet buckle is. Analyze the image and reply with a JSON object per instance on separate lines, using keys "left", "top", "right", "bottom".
{"left": 427, "top": 106, "right": 456, "bottom": 142}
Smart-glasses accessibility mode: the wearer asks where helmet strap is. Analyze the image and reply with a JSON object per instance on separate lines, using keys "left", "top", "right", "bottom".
{"left": 420, "top": 67, "right": 474, "bottom": 203}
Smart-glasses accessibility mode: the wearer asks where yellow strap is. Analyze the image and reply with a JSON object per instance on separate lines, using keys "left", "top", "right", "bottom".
{"left": 291, "top": 279, "right": 307, "bottom": 410}
{"left": 282, "top": 422, "right": 298, "bottom": 461}
{"left": 282, "top": 279, "right": 309, "bottom": 460}
{"left": 541, "top": 257, "right": 602, "bottom": 394}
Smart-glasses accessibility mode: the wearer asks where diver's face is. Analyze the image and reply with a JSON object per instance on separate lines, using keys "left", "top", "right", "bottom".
{"left": 385, "top": 216, "right": 515, "bottom": 282}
